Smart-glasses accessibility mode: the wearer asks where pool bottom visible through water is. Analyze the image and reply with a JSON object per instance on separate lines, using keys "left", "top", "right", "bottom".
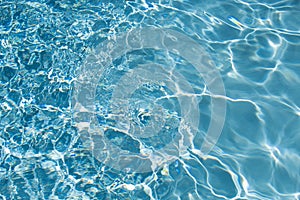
{"left": 0, "top": 0, "right": 300, "bottom": 200}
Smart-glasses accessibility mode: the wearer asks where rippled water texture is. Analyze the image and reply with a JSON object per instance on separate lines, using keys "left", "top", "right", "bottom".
{"left": 1, "top": 0, "right": 300, "bottom": 199}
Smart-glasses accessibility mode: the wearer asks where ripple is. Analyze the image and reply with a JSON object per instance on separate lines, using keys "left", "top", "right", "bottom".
{"left": 0, "top": 0, "right": 299, "bottom": 199}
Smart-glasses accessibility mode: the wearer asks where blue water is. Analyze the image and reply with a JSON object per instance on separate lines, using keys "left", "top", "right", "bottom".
{"left": 1, "top": 0, "right": 300, "bottom": 199}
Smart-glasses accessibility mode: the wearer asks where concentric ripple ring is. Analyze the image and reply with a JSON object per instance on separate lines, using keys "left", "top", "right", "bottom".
{"left": 72, "top": 27, "right": 226, "bottom": 173}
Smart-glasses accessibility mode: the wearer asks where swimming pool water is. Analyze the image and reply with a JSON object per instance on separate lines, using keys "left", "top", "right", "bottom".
{"left": 0, "top": 0, "right": 300, "bottom": 199}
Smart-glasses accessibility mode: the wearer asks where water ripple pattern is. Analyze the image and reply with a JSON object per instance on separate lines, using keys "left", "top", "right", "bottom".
{"left": 72, "top": 27, "right": 226, "bottom": 173}
{"left": 0, "top": 0, "right": 300, "bottom": 200}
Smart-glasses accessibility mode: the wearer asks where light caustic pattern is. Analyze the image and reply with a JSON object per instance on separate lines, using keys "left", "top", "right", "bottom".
{"left": 72, "top": 27, "right": 226, "bottom": 173}
{"left": 1, "top": 1, "right": 300, "bottom": 199}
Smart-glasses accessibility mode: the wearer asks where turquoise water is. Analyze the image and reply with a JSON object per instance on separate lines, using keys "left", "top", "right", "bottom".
{"left": 1, "top": 0, "right": 300, "bottom": 199}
